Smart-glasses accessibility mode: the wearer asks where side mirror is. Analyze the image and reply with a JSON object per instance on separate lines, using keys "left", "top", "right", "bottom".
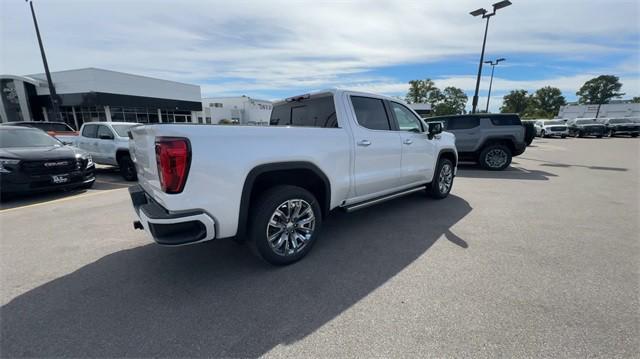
{"left": 427, "top": 122, "right": 443, "bottom": 138}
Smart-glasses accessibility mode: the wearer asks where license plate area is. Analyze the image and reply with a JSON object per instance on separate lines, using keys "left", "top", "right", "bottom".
{"left": 51, "top": 174, "right": 70, "bottom": 184}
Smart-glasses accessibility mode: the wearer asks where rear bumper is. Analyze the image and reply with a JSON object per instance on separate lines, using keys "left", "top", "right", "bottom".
{"left": 129, "top": 185, "right": 216, "bottom": 245}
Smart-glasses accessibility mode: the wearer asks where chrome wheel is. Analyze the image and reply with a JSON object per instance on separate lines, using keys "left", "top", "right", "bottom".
{"left": 266, "top": 199, "right": 316, "bottom": 256}
{"left": 438, "top": 163, "right": 453, "bottom": 194}
{"left": 486, "top": 149, "right": 507, "bottom": 168}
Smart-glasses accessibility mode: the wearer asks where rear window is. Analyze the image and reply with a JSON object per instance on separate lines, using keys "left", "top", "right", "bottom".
{"left": 81, "top": 124, "right": 98, "bottom": 138}
{"left": 443, "top": 116, "right": 480, "bottom": 130}
{"left": 490, "top": 115, "right": 521, "bottom": 126}
{"left": 270, "top": 94, "right": 337, "bottom": 128}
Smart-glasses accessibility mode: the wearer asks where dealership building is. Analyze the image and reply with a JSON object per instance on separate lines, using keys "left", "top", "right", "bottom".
{"left": 0, "top": 68, "right": 202, "bottom": 129}
{"left": 197, "top": 96, "right": 273, "bottom": 125}
{"left": 558, "top": 102, "right": 640, "bottom": 119}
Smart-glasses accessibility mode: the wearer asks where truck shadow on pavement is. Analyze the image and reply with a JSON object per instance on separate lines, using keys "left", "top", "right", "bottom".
{"left": 456, "top": 163, "right": 557, "bottom": 181}
{"left": 517, "top": 157, "right": 629, "bottom": 172}
{"left": 1, "top": 193, "right": 471, "bottom": 358}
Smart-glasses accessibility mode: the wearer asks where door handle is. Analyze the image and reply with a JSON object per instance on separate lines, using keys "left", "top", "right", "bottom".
{"left": 357, "top": 140, "right": 371, "bottom": 147}
{"left": 403, "top": 139, "right": 413, "bottom": 145}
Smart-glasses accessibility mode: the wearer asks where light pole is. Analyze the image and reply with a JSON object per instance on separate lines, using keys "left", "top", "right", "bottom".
{"left": 26, "top": 0, "right": 61, "bottom": 122}
{"left": 469, "top": 0, "right": 512, "bottom": 114}
{"left": 484, "top": 57, "right": 505, "bottom": 113}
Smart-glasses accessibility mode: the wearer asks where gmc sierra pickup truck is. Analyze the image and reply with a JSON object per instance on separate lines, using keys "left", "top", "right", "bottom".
{"left": 128, "top": 89, "right": 458, "bottom": 264}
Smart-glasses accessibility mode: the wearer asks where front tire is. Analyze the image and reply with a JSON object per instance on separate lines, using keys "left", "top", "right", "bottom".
{"left": 561, "top": 135, "right": 567, "bottom": 139}
{"left": 118, "top": 154, "right": 137, "bottom": 181}
{"left": 479, "top": 144, "right": 512, "bottom": 171}
{"left": 250, "top": 185, "right": 322, "bottom": 265}
{"left": 427, "top": 158, "right": 454, "bottom": 199}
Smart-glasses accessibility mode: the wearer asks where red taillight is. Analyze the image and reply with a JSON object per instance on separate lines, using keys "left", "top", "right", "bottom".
{"left": 155, "top": 137, "right": 191, "bottom": 194}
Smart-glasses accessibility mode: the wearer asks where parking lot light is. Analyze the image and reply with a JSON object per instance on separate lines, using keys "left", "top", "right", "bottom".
{"left": 469, "top": 1, "right": 512, "bottom": 114}
{"left": 484, "top": 58, "right": 507, "bottom": 113}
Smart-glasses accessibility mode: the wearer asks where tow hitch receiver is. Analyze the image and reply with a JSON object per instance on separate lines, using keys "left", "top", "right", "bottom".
{"left": 133, "top": 221, "right": 144, "bottom": 230}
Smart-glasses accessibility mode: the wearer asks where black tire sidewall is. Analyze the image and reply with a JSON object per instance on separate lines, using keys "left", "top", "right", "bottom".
{"left": 480, "top": 144, "right": 512, "bottom": 171}
{"left": 119, "top": 155, "right": 137, "bottom": 181}
{"left": 250, "top": 185, "right": 322, "bottom": 265}
{"left": 428, "top": 158, "right": 454, "bottom": 199}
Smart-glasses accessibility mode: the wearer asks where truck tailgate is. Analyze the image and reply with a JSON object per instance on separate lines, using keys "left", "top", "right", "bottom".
{"left": 129, "top": 126, "right": 161, "bottom": 195}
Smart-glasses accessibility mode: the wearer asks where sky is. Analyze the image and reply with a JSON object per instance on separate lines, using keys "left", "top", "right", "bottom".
{"left": 1, "top": 0, "right": 639, "bottom": 112}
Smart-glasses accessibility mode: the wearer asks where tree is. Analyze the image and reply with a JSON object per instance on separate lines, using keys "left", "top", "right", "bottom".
{"left": 433, "top": 87, "right": 468, "bottom": 116}
{"left": 576, "top": 75, "right": 624, "bottom": 105}
{"left": 527, "top": 86, "right": 566, "bottom": 118}
{"left": 405, "top": 79, "right": 443, "bottom": 105}
{"left": 500, "top": 89, "right": 530, "bottom": 114}
{"left": 632, "top": 96, "right": 640, "bottom": 103}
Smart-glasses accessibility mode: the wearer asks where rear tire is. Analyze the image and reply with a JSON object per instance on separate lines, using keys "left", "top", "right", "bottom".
{"left": 118, "top": 154, "right": 137, "bottom": 181}
{"left": 249, "top": 185, "right": 322, "bottom": 265}
{"left": 561, "top": 135, "right": 567, "bottom": 139}
{"left": 631, "top": 133, "right": 639, "bottom": 138}
{"left": 479, "top": 144, "right": 512, "bottom": 171}
{"left": 427, "top": 158, "right": 454, "bottom": 199}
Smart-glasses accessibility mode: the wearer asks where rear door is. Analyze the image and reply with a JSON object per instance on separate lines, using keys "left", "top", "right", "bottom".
{"left": 446, "top": 116, "right": 480, "bottom": 152}
{"left": 389, "top": 101, "right": 435, "bottom": 186}
{"left": 348, "top": 95, "right": 402, "bottom": 198}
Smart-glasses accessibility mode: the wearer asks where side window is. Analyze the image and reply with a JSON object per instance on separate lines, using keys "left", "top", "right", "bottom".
{"left": 351, "top": 96, "right": 391, "bottom": 131}
{"left": 81, "top": 124, "right": 98, "bottom": 138}
{"left": 447, "top": 117, "right": 480, "bottom": 130}
{"left": 390, "top": 102, "right": 423, "bottom": 132}
{"left": 269, "top": 95, "right": 337, "bottom": 128}
{"left": 490, "top": 115, "right": 521, "bottom": 126}
{"left": 97, "top": 125, "right": 114, "bottom": 139}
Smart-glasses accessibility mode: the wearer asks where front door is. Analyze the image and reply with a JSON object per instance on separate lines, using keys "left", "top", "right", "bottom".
{"left": 96, "top": 125, "right": 117, "bottom": 164}
{"left": 389, "top": 102, "right": 435, "bottom": 186}
{"left": 348, "top": 95, "right": 402, "bottom": 198}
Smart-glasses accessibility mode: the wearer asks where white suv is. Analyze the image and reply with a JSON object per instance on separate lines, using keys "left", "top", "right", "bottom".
{"left": 534, "top": 120, "right": 568, "bottom": 138}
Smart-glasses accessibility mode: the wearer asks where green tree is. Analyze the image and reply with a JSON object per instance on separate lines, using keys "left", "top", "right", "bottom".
{"left": 576, "top": 75, "right": 625, "bottom": 104}
{"left": 631, "top": 96, "right": 640, "bottom": 103}
{"left": 433, "top": 87, "right": 468, "bottom": 116}
{"left": 500, "top": 89, "right": 530, "bottom": 114}
{"left": 405, "top": 79, "right": 443, "bottom": 105}
{"left": 527, "top": 86, "right": 566, "bottom": 118}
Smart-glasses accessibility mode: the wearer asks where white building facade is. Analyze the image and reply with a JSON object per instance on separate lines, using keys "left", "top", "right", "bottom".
{"left": 197, "top": 96, "right": 272, "bottom": 125}
{"left": 558, "top": 102, "right": 640, "bottom": 119}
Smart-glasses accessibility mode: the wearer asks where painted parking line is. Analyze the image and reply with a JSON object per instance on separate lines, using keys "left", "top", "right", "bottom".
{"left": 0, "top": 188, "right": 128, "bottom": 214}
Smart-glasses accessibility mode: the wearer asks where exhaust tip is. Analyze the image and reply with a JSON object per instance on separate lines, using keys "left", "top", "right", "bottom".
{"left": 133, "top": 221, "right": 144, "bottom": 230}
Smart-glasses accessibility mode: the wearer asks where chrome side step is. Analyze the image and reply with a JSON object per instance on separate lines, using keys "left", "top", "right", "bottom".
{"left": 343, "top": 186, "right": 425, "bottom": 213}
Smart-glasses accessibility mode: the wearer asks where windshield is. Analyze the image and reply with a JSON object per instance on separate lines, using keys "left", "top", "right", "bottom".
{"left": 111, "top": 124, "right": 140, "bottom": 137}
{"left": 547, "top": 121, "right": 564, "bottom": 125}
{"left": 0, "top": 128, "right": 62, "bottom": 148}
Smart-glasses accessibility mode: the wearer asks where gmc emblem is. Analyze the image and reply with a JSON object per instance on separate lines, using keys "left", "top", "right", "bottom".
{"left": 44, "top": 161, "right": 68, "bottom": 167}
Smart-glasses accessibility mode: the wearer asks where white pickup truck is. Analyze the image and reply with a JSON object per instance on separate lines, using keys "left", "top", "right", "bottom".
{"left": 128, "top": 89, "right": 458, "bottom": 264}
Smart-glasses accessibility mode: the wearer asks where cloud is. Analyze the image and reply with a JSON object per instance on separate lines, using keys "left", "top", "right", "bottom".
{"left": 1, "top": 0, "right": 638, "bottom": 100}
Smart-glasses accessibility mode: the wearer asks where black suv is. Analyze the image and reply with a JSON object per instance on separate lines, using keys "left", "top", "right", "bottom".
{"left": 429, "top": 114, "right": 527, "bottom": 170}
{"left": 566, "top": 118, "right": 606, "bottom": 138}
{"left": 599, "top": 118, "right": 640, "bottom": 137}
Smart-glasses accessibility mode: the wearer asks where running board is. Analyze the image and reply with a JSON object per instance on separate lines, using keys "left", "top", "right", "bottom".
{"left": 343, "top": 186, "right": 425, "bottom": 213}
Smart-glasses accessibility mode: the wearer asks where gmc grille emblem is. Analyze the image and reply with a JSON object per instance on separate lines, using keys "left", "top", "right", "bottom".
{"left": 44, "top": 161, "right": 68, "bottom": 167}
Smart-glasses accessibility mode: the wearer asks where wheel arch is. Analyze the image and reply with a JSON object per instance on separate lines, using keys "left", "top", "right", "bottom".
{"left": 237, "top": 161, "right": 332, "bottom": 239}
{"left": 437, "top": 149, "right": 458, "bottom": 167}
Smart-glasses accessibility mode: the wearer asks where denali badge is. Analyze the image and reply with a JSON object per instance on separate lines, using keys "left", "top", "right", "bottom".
{"left": 44, "top": 161, "right": 68, "bottom": 167}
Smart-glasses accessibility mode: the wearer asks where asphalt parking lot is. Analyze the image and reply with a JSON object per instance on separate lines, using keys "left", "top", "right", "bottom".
{"left": 1, "top": 137, "right": 638, "bottom": 358}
